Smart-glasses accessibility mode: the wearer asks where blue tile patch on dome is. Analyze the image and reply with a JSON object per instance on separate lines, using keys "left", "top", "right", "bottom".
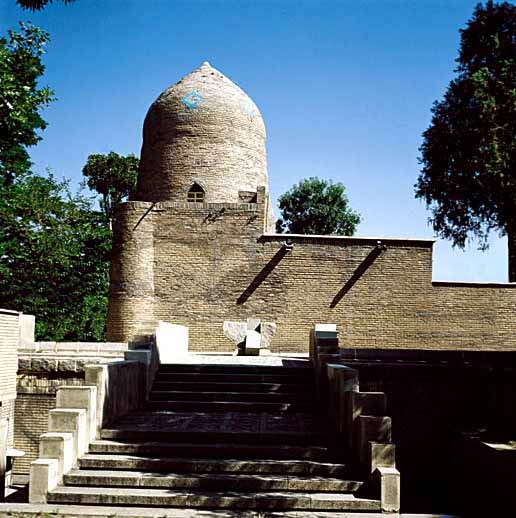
{"left": 241, "top": 98, "right": 258, "bottom": 117}
{"left": 181, "top": 90, "right": 204, "bottom": 110}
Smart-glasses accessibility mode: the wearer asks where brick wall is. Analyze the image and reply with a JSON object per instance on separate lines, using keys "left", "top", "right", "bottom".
{"left": 108, "top": 202, "right": 516, "bottom": 352}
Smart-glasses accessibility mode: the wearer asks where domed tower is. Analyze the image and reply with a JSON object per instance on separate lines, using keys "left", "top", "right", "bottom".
{"left": 108, "top": 62, "right": 275, "bottom": 344}
{"left": 135, "top": 61, "right": 268, "bottom": 203}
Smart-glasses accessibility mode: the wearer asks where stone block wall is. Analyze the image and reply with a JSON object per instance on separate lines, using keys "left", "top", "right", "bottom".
{"left": 108, "top": 201, "right": 516, "bottom": 352}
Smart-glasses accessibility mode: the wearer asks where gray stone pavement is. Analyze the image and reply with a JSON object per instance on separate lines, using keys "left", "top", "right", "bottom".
{"left": 0, "top": 503, "right": 460, "bottom": 517}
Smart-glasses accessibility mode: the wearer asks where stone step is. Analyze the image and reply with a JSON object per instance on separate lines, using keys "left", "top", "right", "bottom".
{"left": 47, "top": 486, "right": 381, "bottom": 511}
{"left": 157, "top": 364, "right": 313, "bottom": 375}
{"left": 154, "top": 372, "right": 314, "bottom": 384}
{"left": 89, "top": 440, "right": 330, "bottom": 460}
{"left": 79, "top": 455, "right": 350, "bottom": 477}
{"left": 149, "top": 390, "right": 315, "bottom": 403}
{"left": 152, "top": 381, "right": 312, "bottom": 393}
{"left": 64, "top": 469, "right": 363, "bottom": 493}
{"left": 144, "top": 400, "right": 313, "bottom": 413}
{"left": 100, "top": 428, "right": 325, "bottom": 445}
{"left": 0, "top": 505, "right": 405, "bottom": 518}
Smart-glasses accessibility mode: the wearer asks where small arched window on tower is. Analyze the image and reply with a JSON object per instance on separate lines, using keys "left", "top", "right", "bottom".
{"left": 187, "top": 183, "right": 205, "bottom": 203}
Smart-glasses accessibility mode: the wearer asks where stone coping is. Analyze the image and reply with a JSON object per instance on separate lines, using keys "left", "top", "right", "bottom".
{"left": 260, "top": 233, "right": 435, "bottom": 247}
{"left": 433, "top": 280, "right": 516, "bottom": 288}
{"left": 19, "top": 342, "right": 129, "bottom": 354}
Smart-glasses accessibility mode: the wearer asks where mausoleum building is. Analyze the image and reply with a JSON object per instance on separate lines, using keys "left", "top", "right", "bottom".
{"left": 107, "top": 61, "right": 516, "bottom": 353}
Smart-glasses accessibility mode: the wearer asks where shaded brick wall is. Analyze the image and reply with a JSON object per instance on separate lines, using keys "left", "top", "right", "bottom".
{"left": 108, "top": 202, "right": 516, "bottom": 352}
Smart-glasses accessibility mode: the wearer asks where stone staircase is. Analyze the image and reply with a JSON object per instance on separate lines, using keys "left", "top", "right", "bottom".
{"left": 45, "top": 361, "right": 383, "bottom": 511}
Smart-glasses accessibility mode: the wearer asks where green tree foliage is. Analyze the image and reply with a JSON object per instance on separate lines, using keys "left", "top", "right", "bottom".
{"left": 16, "top": 0, "right": 75, "bottom": 11}
{"left": 0, "top": 22, "right": 54, "bottom": 183}
{"left": 82, "top": 152, "right": 139, "bottom": 224}
{"left": 0, "top": 173, "right": 111, "bottom": 340}
{"left": 0, "top": 22, "right": 111, "bottom": 340}
{"left": 276, "top": 177, "right": 361, "bottom": 235}
{"left": 415, "top": 1, "right": 516, "bottom": 281}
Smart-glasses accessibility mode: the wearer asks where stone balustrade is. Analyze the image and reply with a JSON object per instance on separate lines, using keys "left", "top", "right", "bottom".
{"left": 28, "top": 342, "right": 157, "bottom": 503}
{"left": 310, "top": 324, "right": 401, "bottom": 513}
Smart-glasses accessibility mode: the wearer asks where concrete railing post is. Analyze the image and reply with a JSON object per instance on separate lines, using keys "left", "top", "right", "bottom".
{"left": 85, "top": 364, "right": 107, "bottom": 438}
{"left": 56, "top": 386, "right": 97, "bottom": 442}
{"left": 311, "top": 324, "right": 340, "bottom": 410}
{"left": 348, "top": 391, "right": 387, "bottom": 453}
{"left": 48, "top": 408, "right": 87, "bottom": 465}
{"left": 326, "top": 364, "right": 359, "bottom": 449}
{"left": 38, "top": 432, "right": 73, "bottom": 483}
{"left": 356, "top": 415, "right": 392, "bottom": 468}
{"left": 29, "top": 458, "right": 58, "bottom": 504}
{"left": 374, "top": 466, "right": 401, "bottom": 512}
{"left": 369, "top": 441, "right": 396, "bottom": 474}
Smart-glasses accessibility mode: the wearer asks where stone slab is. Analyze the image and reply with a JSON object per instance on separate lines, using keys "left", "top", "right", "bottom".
{"left": 80, "top": 454, "right": 348, "bottom": 477}
{"left": 156, "top": 322, "right": 189, "bottom": 363}
{"left": 19, "top": 314, "right": 35, "bottom": 345}
{"left": 47, "top": 486, "right": 381, "bottom": 511}
{"left": 64, "top": 469, "right": 363, "bottom": 492}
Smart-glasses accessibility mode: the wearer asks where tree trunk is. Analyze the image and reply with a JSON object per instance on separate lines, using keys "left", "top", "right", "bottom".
{"left": 508, "top": 227, "right": 516, "bottom": 282}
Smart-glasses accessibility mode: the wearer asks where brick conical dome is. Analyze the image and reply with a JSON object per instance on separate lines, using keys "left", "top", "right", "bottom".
{"left": 136, "top": 62, "right": 268, "bottom": 203}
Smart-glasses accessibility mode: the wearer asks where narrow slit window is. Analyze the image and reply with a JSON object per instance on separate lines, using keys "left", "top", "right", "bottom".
{"left": 187, "top": 183, "right": 205, "bottom": 202}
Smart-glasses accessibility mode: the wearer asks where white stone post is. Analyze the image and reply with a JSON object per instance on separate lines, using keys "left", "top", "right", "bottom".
{"left": 374, "top": 466, "right": 401, "bottom": 512}
{"left": 85, "top": 364, "right": 107, "bottom": 438}
{"left": 38, "top": 432, "right": 73, "bottom": 483}
{"left": 48, "top": 408, "right": 87, "bottom": 465}
{"left": 56, "top": 386, "right": 97, "bottom": 442}
{"left": 29, "top": 458, "right": 58, "bottom": 504}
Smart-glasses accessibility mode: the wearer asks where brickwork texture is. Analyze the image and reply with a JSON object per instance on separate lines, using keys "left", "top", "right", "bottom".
{"left": 107, "top": 200, "right": 516, "bottom": 352}
{"left": 136, "top": 62, "right": 267, "bottom": 204}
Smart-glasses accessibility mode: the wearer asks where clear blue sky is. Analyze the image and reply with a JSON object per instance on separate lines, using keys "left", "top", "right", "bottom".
{"left": 1, "top": 0, "right": 509, "bottom": 282}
